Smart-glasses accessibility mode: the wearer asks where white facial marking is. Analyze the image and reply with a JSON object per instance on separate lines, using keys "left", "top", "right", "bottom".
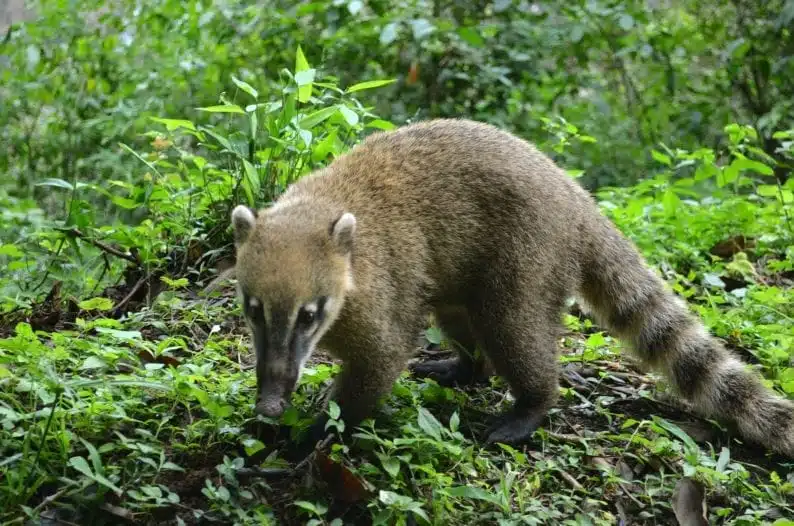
{"left": 249, "top": 297, "right": 260, "bottom": 308}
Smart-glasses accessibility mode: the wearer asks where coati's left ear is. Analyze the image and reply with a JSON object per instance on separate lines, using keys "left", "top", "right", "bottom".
{"left": 330, "top": 212, "right": 356, "bottom": 254}
{"left": 231, "top": 205, "right": 257, "bottom": 245}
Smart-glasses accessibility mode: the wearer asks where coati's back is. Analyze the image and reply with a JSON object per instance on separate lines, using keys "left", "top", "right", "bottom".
{"left": 232, "top": 118, "right": 794, "bottom": 458}
{"left": 280, "top": 118, "right": 593, "bottom": 298}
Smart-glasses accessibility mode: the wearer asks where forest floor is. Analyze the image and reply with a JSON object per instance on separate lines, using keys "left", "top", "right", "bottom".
{"left": 3, "top": 270, "right": 792, "bottom": 525}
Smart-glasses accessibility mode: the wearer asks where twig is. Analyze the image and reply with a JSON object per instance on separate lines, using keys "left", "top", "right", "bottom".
{"left": 292, "top": 433, "right": 335, "bottom": 474}
{"left": 113, "top": 277, "right": 146, "bottom": 313}
{"left": 558, "top": 469, "right": 584, "bottom": 491}
{"left": 235, "top": 467, "right": 292, "bottom": 478}
{"left": 61, "top": 228, "right": 140, "bottom": 265}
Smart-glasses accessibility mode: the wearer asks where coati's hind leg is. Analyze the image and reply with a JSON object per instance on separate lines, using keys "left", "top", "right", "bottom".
{"left": 472, "top": 296, "right": 562, "bottom": 445}
{"left": 409, "top": 305, "right": 489, "bottom": 387}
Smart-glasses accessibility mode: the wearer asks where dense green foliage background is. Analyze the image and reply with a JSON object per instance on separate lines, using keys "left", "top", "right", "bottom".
{"left": 1, "top": 0, "right": 793, "bottom": 524}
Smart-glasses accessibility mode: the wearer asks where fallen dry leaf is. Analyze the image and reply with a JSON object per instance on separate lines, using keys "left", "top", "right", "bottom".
{"left": 709, "top": 235, "right": 755, "bottom": 258}
{"left": 672, "top": 477, "right": 708, "bottom": 526}
{"left": 314, "top": 450, "right": 372, "bottom": 504}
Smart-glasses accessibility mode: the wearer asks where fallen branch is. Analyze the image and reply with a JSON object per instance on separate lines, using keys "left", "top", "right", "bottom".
{"left": 61, "top": 228, "right": 140, "bottom": 265}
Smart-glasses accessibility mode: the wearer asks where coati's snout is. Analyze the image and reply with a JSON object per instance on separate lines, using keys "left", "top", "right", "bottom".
{"left": 230, "top": 204, "right": 357, "bottom": 418}
{"left": 253, "top": 344, "right": 298, "bottom": 418}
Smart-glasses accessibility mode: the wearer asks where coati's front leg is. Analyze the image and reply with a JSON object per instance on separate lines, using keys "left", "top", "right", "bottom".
{"left": 472, "top": 299, "right": 562, "bottom": 445}
{"left": 410, "top": 306, "right": 489, "bottom": 387}
{"left": 304, "top": 341, "right": 410, "bottom": 445}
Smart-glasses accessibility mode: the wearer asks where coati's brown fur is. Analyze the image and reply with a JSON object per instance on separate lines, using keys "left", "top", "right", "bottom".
{"left": 231, "top": 118, "right": 794, "bottom": 457}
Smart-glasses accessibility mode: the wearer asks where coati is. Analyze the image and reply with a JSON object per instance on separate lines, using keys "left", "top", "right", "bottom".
{"left": 230, "top": 118, "right": 794, "bottom": 457}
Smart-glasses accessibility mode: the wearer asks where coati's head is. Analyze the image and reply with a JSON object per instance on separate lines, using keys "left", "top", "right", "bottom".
{"left": 230, "top": 203, "right": 356, "bottom": 418}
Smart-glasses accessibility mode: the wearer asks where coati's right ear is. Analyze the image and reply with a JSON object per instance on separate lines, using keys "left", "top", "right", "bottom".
{"left": 330, "top": 212, "right": 356, "bottom": 254}
{"left": 231, "top": 205, "right": 257, "bottom": 245}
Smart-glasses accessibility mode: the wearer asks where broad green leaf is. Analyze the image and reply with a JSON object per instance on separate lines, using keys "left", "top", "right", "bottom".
{"left": 311, "top": 129, "right": 340, "bottom": 163}
{"left": 328, "top": 400, "right": 341, "bottom": 420}
{"left": 618, "top": 14, "right": 634, "bottom": 30}
{"left": 300, "top": 106, "right": 339, "bottom": 129}
{"left": 417, "top": 407, "right": 442, "bottom": 440}
{"left": 35, "top": 178, "right": 74, "bottom": 190}
{"left": 242, "top": 438, "right": 265, "bottom": 456}
{"left": 377, "top": 453, "right": 401, "bottom": 478}
{"left": 80, "top": 356, "right": 106, "bottom": 370}
{"left": 69, "top": 456, "right": 94, "bottom": 478}
{"left": 734, "top": 157, "right": 774, "bottom": 176}
{"left": 457, "top": 27, "right": 485, "bottom": 47}
{"left": 150, "top": 117, "right": 196, "bottom": 131}
{"left": 366, "top": 119, "right": 395, "bottom": 130}
{"left": 380, "top": 22, "right": 399, "bottom": 45}
{"left": 196, "top": 105, "right": 245, "bottom": 114}
{"left": 78, "top": 297, "right": 114, "bottom": 311}
{"left": 295, "top": 45, "right": 313, "bottom": 102}
{"left": 231, "top": 75, "right": 258, "bottom": 99}
{"left": 651, "top": 150, "right": 672, "bottom": 166}
{"left": 449, "top": 411, "right": 460, "bottom": 433}
{"left": 446, "top": 485, "right": 502, "bottom": 504}
{"left": 0, "top": 244, "right": 24, "bottom": 258}
{"left": 757, "top": 184, "right": 779, "bottom": 197}
{"left": 242, "top": 159, "right": 260, "bottom": 207}
{"left": 345, "top": 79, "right": 396, "bottom": 93}
{"left": 95, "top": 328, "right": 142, "bottom": 340}
{"left": 338, "top": 105, "right": 359, "bottom": 127}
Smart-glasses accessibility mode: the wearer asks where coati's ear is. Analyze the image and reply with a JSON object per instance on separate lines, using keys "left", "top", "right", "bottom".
{"left": 330, "top": 212, "right": 356, "bottom": 254}
{"left": 231, "top": 205, "right": 257, "bottom": 245}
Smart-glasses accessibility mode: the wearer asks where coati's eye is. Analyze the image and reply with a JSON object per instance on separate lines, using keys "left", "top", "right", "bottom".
{"left": 296, "top": 306, "right": 315, "bottom": 326}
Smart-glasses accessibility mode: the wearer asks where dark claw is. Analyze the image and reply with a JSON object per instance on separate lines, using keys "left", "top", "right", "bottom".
{"left": 409, "top": 357, "right": 481, "bottom": 387}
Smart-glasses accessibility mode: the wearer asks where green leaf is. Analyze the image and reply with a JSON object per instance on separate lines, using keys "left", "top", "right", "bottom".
{"left": 425, "top": 326, "right": 443, "bottom": 345}
{"left": 662, "top": 189, "right": 680, "bottom": 213}
{"left": 242, "top": 438, "right": 265, "bottom": 456}
{"left": 231, "top": 75, "right": 258, "bottom": 99}
{"left": 80, "top": 356, "right": 105, "bottom": 370}
{"left": 366, "top": 119, "right": 395, "bottom": 131}
{"left": 200, "top": 127, "right": 235, "bottom": 153}
{"left": 653, "top": 417, "right": 698, "bottom": 452}
{"left": 300, "top": 106, "right": 339, "bottom": 129}
{"left": 715, "top": 447, "right": 730, "bottom": 472}
{"left": 345, "top": 79, "right": 397, "bottom": 93}
{"left": 618, "top": 14, "right": 634, "bottom": 30}
{"left": 446, "top": 485, "right": 501, "bottom": 504}
{"left": 0, "top": 244, "right": 24, "bottom": 258}
{"left": 69, "top": 456, "right": 94, "bottom": 478}
{"left": 757, "top": 184, "right": 779, "bottom": 197}
{"left": 35, "top": 178, "right": 74, "bottom": 190}
{"left": 417, "top": 407, "right": 442, "bottom": 440}
{"left": 457, "top": 27, "right": 485, "bottom": 47}
{"left": 242, "top": 159, "right": 260, "bottom": 207}
{"left": 150, "top": 117, "right": 196, "bottom": 132}
{"left": 196, "top": 105, "right": 245, "bottom": 114}
{"left": 95, "top": 328, "right": 142, "bottom": 340}
{"left": 69, "top": 456, "right": 123, "bottom": 495}
{"left": 377, "top": 453, "right": 401, "bottom": 478}
{"left": 449, "top": 411, "right": 460, "bottom": 433}
{"left": 651, "top": 150, "right": 672, "bottom": 166}
{"left": 328, "top": 400, "right": 341, "bottom": 420}
{"left": 338, "top": 105, "right": 359, "bottom": 127}
{"left": 380, "top": 22, "right": 399, "bottom": 45}
{"left": 78, "top": 297, "right": 114, "bottom": 311}
{"left": 295, "top": 45, "right": 313, "bottom": 103}
{"left": 734, "top": 157, "right": 774, "bottom": 176}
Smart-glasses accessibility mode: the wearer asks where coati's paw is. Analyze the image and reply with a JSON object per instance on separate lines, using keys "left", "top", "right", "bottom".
{"left": 303, "top": 415, "right": 331, "bottom": 446}
{"left": 483, "top": 410, "right": 545, "bottom": 445}
{"left": 409, "top": 358, "right": 480, "bottom": 387}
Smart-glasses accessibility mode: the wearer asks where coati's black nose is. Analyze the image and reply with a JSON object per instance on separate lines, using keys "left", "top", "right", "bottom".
{"left": 255, "top": 396, "right": 286, "bottom": 417}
